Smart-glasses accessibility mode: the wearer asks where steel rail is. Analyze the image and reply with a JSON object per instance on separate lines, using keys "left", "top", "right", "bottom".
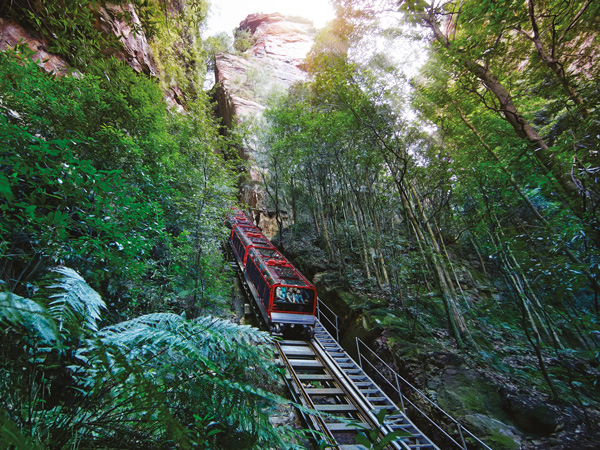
{"left": 310, "top": 337, "right": 412, "bottom": 450}
{"left": 276, "top": 337, "right": 412, "bottom": 449}
{"left": 274, "top": 339, "right": 338, "bottom": 448}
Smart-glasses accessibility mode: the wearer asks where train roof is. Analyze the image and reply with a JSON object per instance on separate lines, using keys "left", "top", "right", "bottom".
{"left": 234, "top": 226, "right": 274, "bottom": 248}
{"left": 230, "top": 208, "right": 314, "bottom": 289}
{"left": 231, "top": 213, "right": 253, "bottom": 227}
{"left": 247, "top": 246, "right": 314, "bottom": 289}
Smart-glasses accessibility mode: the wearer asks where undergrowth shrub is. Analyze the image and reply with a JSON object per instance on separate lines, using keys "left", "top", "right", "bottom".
{"left": 0, "top": 268, "right": 293, "bottom": 449}
{"left": 0, "top": 46, "right": 236, "bottom": 315}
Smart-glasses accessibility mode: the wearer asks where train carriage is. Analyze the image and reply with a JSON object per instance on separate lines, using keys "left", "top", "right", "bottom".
{"left": 229, "top": 209, "right": 316, "bottom": 337}
{"left": 231, "top": 225, "right": 275, "bottom": 267}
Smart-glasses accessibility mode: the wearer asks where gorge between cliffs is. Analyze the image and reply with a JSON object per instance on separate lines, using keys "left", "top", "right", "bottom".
{"left": 1, "top": 1, "right": 599, "bottom": 449}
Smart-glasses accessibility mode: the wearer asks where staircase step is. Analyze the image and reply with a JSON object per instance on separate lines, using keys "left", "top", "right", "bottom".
{"left": 315, "top": 404, "right": 358, "bottom": 412}
{"left": 306, "top": 387, "right": 345, "bottom": 395}
{"left": 325, "top": 422, "right": 369, "bottom": 432}
{"left": 289, "top": 360, "right": 323, "bottom": 368}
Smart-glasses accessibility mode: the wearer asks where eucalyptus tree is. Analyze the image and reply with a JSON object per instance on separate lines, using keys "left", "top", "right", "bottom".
{"left": 399, "top": 0, "right": 600, "bottom": 244}
{"left": 401, "top": 0, "right": 600, "bottom": 398}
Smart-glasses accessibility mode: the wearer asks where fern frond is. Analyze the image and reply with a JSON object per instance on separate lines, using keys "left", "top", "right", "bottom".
{"left": 0, "top": 291, "right": 57, "bottom": 343}
{"left": 0, "top": 411, "right": 42, "bottom": 450}
{"left": 72, "top": 313, "right": 290, "bottom": 449}
{"left": 48, "top": 266, "right": 105, "bottom": 334}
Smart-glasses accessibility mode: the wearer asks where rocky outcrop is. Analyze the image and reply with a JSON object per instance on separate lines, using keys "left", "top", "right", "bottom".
{"left": 214, "top": 52, "right": 308, "bottom": 121}
{"left": 0, "top": 4, "right": 186, "bottom": 111}
{"left": 214, "top": 13, "right": 316, "bottom": 232}
{"left": 94, "top": 3, "right": 157, "bottom": 76}
{"left": 0, "top": 4, "right": 156, "bottom": 77}
{"left": 239, "top": 13, "right": 315, "bottom": 67}
{"left": 0, "top": 18, "right": 69, "bottom": 75}
{"left": 214, "top": 13, "right": 315, "bottom": 126}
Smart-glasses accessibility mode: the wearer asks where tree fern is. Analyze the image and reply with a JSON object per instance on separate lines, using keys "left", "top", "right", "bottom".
{"left": 80, "top": 313, "right": 294, "bottom": 448}
{"left": 48, "top": 266, "right": 105, "bottom": 335}
{"left": 0, "top": 291, "right": 57, "bottom": 343}
{"left": 1, "top": 270, "right": 296, "bottom": 449}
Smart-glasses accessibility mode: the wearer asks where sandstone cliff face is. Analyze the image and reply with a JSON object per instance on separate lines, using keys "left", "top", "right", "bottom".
{"left": 94, "top": 3, "right": 157, "bottom": 76}
{"left": 0, "top": 18, "right": 70, "bottom": 75}
{"left": 214, "top": 13, "right": 316, "bottom": 235}
{"left": 215, "top": 13, "right": 315, "bottom": 126}
{"left": 0, "top": 4, "right": 156, "bottom": 76}
{"left": 0, "top": 3, "right": 185, "bottom": 111}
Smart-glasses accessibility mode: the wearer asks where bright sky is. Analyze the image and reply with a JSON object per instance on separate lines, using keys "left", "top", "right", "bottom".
{"left": 204, "top": 0, "right": 336, "bottom": 36}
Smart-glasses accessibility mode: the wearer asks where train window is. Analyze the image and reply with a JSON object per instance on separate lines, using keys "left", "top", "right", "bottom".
{"left": 275, "top": 287, "right": 309, "bottom": 303}
{"left": 273, "top": 267, "right": 300, "bottom": 279}
{"left": 273, "top": 287, "right": 315, "bottom": 313}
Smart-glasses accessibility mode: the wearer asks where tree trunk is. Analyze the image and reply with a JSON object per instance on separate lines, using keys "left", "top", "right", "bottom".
{"left": 456, "top": 102, "right": 600, "bottom": 291}
{"left": 524, "top": 0, "right": 591, "bottom": 119}
{"left": 424, "top": 12, "right": 590, "bottom": 227}
{"left": 399, "top": 181, "right": 466, "bottom": 348}
{"left": 317, "top": 191, "right": 335, "bottom": 261}
{"left": 372, "top": 212, "right": 390, "bottom": 286}
{"left": 349, "top": 198, "right": 372, "bottom": 280}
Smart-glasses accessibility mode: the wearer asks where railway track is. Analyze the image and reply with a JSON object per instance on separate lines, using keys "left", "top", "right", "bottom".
{"left": 276, "top": 323, "right": 439, "bottom": 449}
{"left": 231, "top": 258, "right": 438, "bottom": 449}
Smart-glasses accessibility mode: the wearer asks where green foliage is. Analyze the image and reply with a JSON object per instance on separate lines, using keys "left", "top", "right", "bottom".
{"left": 260, "top": 0, "right": 600, "bottom": 423}
{"left": 0, "top": 42, "right": 236, "bottom": 314}
{"left": 0, "top": 291, "right": 57, "bottom": 344}
{"left": 233, "top": 28, "right": 257, "bottom": 54}
{"left": 48, "top": 266, "right": 106, "bottom": 336}
{"left": 355, "top": 409, "right": 412, "bottom": 449}
{"left": 0, "top": 269, "right": 293, "bottom": 449}
{"left": 205, "top": 32, "right": 234, "bottom": 71}
{"left": 2, "top": 0, "right": 160, "bottom": 69}
{"left": 148, "top": 0, "right": 211, "bottom": 101}
{"left": 0, "top": 412, "right": 41, "bottom": 450}
{"left": 0, "top": 2, "right": 272, "bottom": 449}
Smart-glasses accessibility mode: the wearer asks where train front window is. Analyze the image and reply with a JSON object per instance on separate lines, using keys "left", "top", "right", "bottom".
{"left": 273, "top": 286, "right": 315, "bottom": 313}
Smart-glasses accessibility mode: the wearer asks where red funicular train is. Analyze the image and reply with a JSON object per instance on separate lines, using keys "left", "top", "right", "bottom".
{"left": 229, "top": 208, "right": 316, "bottom": 338}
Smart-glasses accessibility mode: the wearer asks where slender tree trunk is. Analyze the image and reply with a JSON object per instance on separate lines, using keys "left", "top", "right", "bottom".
{"left": 523, "top": 0, "right": 591, "bottom": 119}
{"left": 371, "top": 251, "right": 384, "bottom": 289}
{"left": 352, "top": 202, "right": 372, "bottom": 281}
{"left": 423, "top": 12, "right": 592, "bottom": 229}
{"left": 410, "top": 183, "right": 469, "bottom": 337}
{"left": 408, "top": 220, "right": 433, "bottom": 292}
{"left": 316, "top": 191, "right": 335, "bottom": 261}
{"left": 435, "top": 217, "right": 470, "bottom": 310}
{"left": 399, "top": 182, "right": 466, "bottom": 347}
{"left": 372, "top": 212, "right": 390, "bottom": 286}
{"left": 469, "top": 234, "right": 488, "bottom": 276}
{"left": 342, "top": 199, "right": 354, "bottom": 252}
{"left": 312, "top": 207, "right": 321, "bottom": 236}
{"left": 522, "top": 310, "right": 560, "bottom": 399}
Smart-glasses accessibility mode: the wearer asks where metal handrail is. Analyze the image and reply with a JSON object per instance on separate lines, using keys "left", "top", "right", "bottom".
{"left": 316, "top": 297, "right": 339, "bottom": 342}
{"left": 356, "top": 337, "right": 492, "bottom": 450}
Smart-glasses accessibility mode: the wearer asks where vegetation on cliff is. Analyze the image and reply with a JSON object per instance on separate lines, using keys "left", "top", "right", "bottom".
{"left": 257, "top": 0, "right": 600, "bottom": 447}
{"left": 0, "top": 1, "right": 294, "bottom": 449}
